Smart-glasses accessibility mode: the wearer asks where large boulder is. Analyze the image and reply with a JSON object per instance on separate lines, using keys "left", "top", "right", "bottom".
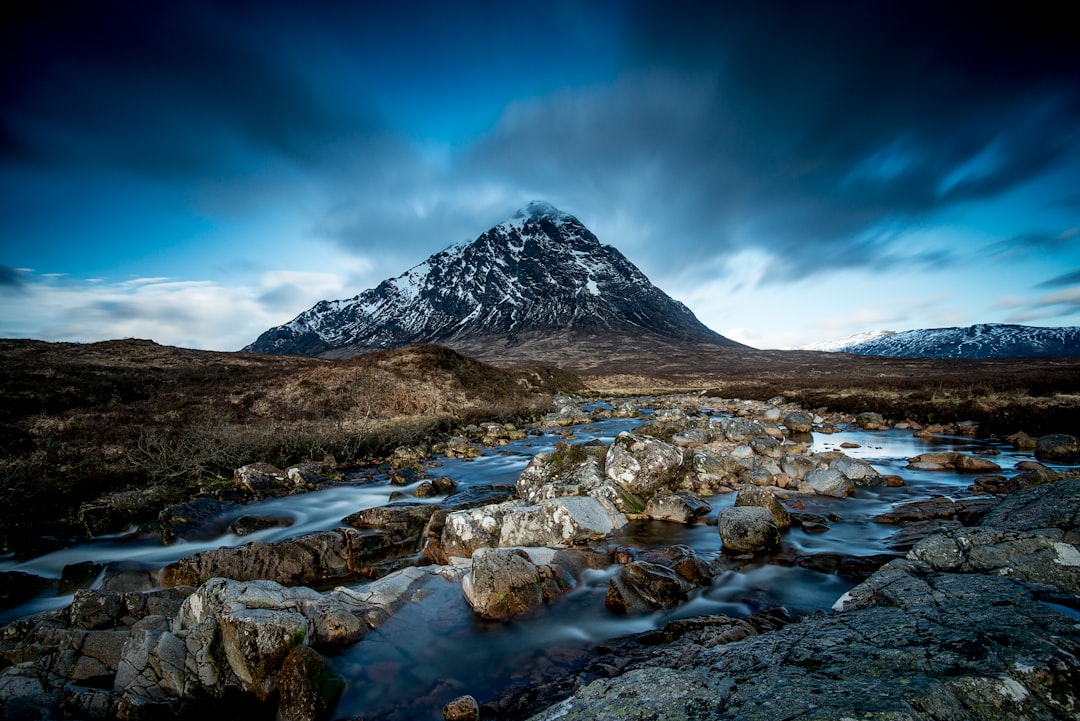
{"left": 499, "top": 497, "right": 629, "bottom": 548}
{"left": 782, "top": 411, "right": 814, "bottom": 434}
{"left": 604, "top": 432, "right": 684, "bottom": 496}
{"left": 461, "top": 548, "right": 571, "bottom": 621}
{"left": 517, "top": 445, "right": 644, "bottom": 514}
{"left": 800, "top": 466, "right": 854, "bottom": 498}
{"left": 734, "top": 486, "right": 790, "bottom": 528}
{"left": 715, "top": 417, "right": 768, "bottom": 442}
{"left": 643, "top": 491, "right": 711, "bottom": 523}
{"left": 717, "top": 506, "right": 780, "bottom": 554}
{"left": 978, "top": 479, "right": 1080, "bottom": 542}
{"left": 158, "top": 498, "right": 240, "bottom": 544}
{"left": 605, "top": 545, "right": 713, "bottom": 614}
{"left": 1035, "top": 433, "right": 1080, "bottom": 463}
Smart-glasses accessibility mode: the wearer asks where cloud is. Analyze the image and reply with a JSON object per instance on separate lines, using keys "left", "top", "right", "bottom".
{"left": 1037, "top": 268, "right": 1080, "bottom": 289}
{"left": 0, "top": 270, "right": 350, "bottom": 350}
{"left": 0, "top": 265, "right": 27, "bottom": 288}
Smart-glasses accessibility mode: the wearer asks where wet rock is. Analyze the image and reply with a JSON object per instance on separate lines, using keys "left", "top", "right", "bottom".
{"left": 444, "top": 694, "right": 480, "bottom": 721}
{"left": 160, "top": 529, "right": 376, "bottom": 588}
{"left": 873, "top": 495, "right": 958, "bottom": 523}
{"left": 978, "top": 479, "right": 1080, "bottom": 541}
{"left": 517, "top": 445, "right": 642, "bottom": 514}
{"left": 0, "top": 571, "right": 54, "bottom": 608}
{"left": 77, "top": 488, "right": 170, "bottom": 538}
{"left": 440, "top": 483, "right": 515, "bottom": 511}
{"left": 643, "top": 491, "right": 711, "bottom": 523}
{"left": 854, "top": 411, "right": 888, "bottom": 430}
{"left": 462, "top": 548, "right": 571, "bottom": 621}
{"left": 604, "top": 432, "right": 684, "bottom": 496}
{"left": 795, "top": 552, "right": 901, "bottom": 580}
{"left": 734, "top": 486, "right": 790, "bottom": 528}
{"left": 499, "top": 497, "right": 628, "bottom": 548}
{"left": 907, "top": 451, "right": 1001, "bottom": 472}
{"left": 884, "top": 519, "right": 964, "bottom": 551}
{"left": 779, "top": 454, "right": 817, "bottom": 482}
{"left": 158, "top": 498, "right": 239, "bottom": 544}
{"left": 277, "top": 645, "right": 345, "bottom": 721}
{"left": 909, "top": 527, "right": 1080, "bottom": 594}
{"left": 717, "top": 506, "right": 780, "bottom": 554}
{"left": 716, "top": 417, "right": 767, "bottom": 442}
{"left": 440, "top": 501, "right": 526, "bottom": 558}
{"left": 782, "top": 411, "right": 814, "bottom": 433}
{"left": 59, "top": 562, "right": 105, "bottom": 594}
{"left": 541, "top": 404, "right": 591, "bottom": 428}
{"left": 230, "top": 514, "right": 294, "bottom": 536}
{"left": 800, "top": 466, "right": 854, "bottom": 498}
{"left": 330, "top": 564, "right": 467, "bottom": 628}
{"left": 342, "top": 502, "right": 438, "bottom": 557}
{"left": 234, "top": 462, "right": 295, "bottom": 499}
{"left": 1035, "top": 433, "right": 1080, "bottom": 463}
{"left": 612, "top": 402, "right": 639, "bottom": 418}
{"left": 605, "top": 545, "right": 712, "bottom": 614}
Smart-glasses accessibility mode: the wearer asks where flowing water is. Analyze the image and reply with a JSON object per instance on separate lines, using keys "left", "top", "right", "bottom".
{"left": 0, "top": 402, "right": 1063, "bottom": 719}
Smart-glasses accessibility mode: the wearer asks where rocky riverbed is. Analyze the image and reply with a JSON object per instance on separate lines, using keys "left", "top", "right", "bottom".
{"left": 1, "top": 395, "right": 1078, "bottom": 720}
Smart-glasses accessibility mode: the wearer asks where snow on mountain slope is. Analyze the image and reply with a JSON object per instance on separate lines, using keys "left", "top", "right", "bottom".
{"left": 812, "top": 323, "right": 1080, "bottom": 359}
{"left": 797, "top": 330, "right": 897, "bottom": 352}
{"left": 244, "top": 201, "right": 743, "bottom": 357}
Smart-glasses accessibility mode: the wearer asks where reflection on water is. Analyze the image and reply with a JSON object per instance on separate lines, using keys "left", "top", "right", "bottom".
{"left": 1, "top": 404, "right": 1068, "bottom": 718}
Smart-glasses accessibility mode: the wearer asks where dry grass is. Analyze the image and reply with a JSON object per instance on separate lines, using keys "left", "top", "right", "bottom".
{"left": 0, "top": 339, "right": 563, "bottom": 550}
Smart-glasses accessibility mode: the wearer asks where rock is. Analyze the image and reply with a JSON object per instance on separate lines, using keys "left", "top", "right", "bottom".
{"left": 158, "top": 498, "right": 240, "bottom": 544}
{"left": 161, "top": 529, "right": 366, "bottom": 588}
{"left": 671, "top": 428, "right": 710, "bottom": 447}
{"left": 1035, "top": 433, "right": 1080, "bottom": 462}
{"left": 717, "top": 506, "right": 780, "bottom": 554}
{"left": 734, "top": 486, "right": 790, "bottom": 527}
{"left": 782, "top": 411, "right": 814, "bottom": 433}
{"left": 286, "top": 462, "right": 338, "bottom": 487}
{"left": 219, "top": 608, "right": 308, "bottom": 700}
{"left": 342, "top": 502, "right": 438, "bottom": 557}
{"left": 907, "top": 451, "right": 1001, "bottom": 473}
{"left": 529, "top": 561, "right": 1080, "bottom": 721}
{"left": 801, "top": 466, "right": 854, "bottom": 497}
{"left": 605, "top": 545, "right": 713, "bottom": 614}
{"left": 499, "top": 497, "right": 628, "bottom": 548}
{"left": 462, "top": 548, "right": 570, "bottom": 620}
{"left": 77, "top": 488, "right": 169, "bottom": 537}
{"left": 517, "top": 445, "right": 643, "bottom": 514}
{"left": 908, "top": 527, "right": 1080, "bottom": 594}
{"left": 873, "top": 496, "right": 958, "bottom": 523}
{"left": 779, "top": 454, "right": 817, "bottom": 482}
{"left": 884, "top": 519, "right": 964, "bottom": 551}
{"left": 229, "top": 514, "right": 294, "bottom": 536}
{"left": 235, "top": 463, "right": 292, "bottom": 499}
{"left": 612, "top": 402, "right": 639, "bottom": 418}
{"left": 716, "top": 417, "right": 767, "bottom": 442}
{"left": 748, "top": 436, "right": 783, "bottom": 459}
{"left": 829, "top": 454, "right": 883, "bottom": 485}
{"left": 978, "top": 479, "right": 1080, "bottom": 541}
{"left": 643, "top": 491, "right": 711, "bottom": 523}
{"left": 444, "top": 694, "right": 480, "bottom": 721}
{"left": 276, "top": 645, "right": 345, "bottom": 721}
{"left": 604, "top": 432, "right": 684, "bottom": 496}
{"left": 541, "top": 404, "right": 591, "bottom": 428}
{"left": 854, "top": 411, "right": 888, "bottom": 429}
{"left": 1009, "top": 431, "right": 1039, "bottom": 450}
{"left": 440, "top": 501, "right": 526, "bottom": 558}
{"left": 59, "top": 562, "right": 105, "bottom": 594}
{"left": 0, "top": 571, "right": 54, "bottom": 608}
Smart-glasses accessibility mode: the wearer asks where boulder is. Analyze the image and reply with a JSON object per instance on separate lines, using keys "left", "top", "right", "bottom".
{"left": 234, "top": 463, "right": 293, "bottom": 499}
{"left": 734, "top": 486, "right": 790, "bottom": 528}
{"left": 158, "top": 498, "right": 239, "bottom": 544}
{"left": 716, "top": 417, "right": 767, "bottom": 442}
{"left": 828, "top": 455, "right": 883, "bottom": 485}
{"left": 717, "top": 506, "right": 780, "bottom": 554}
{"left": 801, "top": 466, "right": 854, "bottom": 498}
{"left": 604, "top": 432, "right": 684, "bottom": 496}
{"left": 854, "top": 411, "right": 888, "bottom": 430}
{"left": 276, "top": 645, "right": 346, "bottom": 721}
{"left": 517, "top": 446, "right": 643, "bottom": 514}
{"left": 782, "top": 411, "right": 814, "bottom": 433}
{"left": 444, "top": 694, "right": 481, "bottom": 721}
{"left": 779, "top": 454, "right": 817, "bottom": 482}
{"left": 605, "top": 545, "right": 713, "bottom": 614}
{"left": 229, "top": 515, "right": 294, "bottom": 536}
{"left": 440, "top": 501, "right": 527, "bottom": 558}
{"left": 462, "top": 548, "right": 571, "bottom": 621}
{"left": 1035, "top": 433, "right": 1080, "bottom": 463}
{"left": 978, "top": 479, "right": 1080, "bottom": 542}
{"left": 907, "top": 451, "right": 1001, "bottom": 473}
{"left": 643, "top": 491, "right": 711, "bottom": 523}
{"left": 499, "top": 497, "right": 629, "bottom": 548}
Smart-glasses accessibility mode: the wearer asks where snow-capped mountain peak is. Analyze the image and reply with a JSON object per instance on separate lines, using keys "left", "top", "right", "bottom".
{"left": 244, "top": 202, "right": 744, "bottom": 357}
{"left": 804, "top": 323, "right": 1080, "bottom": 359}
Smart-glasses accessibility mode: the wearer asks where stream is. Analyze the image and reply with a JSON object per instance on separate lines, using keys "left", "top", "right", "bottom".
{"left": 0, "top": 399, "right": 1061, "bottom": 719}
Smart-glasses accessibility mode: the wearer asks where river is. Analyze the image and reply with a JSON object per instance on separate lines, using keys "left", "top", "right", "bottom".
{"left": 0, "top": 398, "right": 1058, "bottom": 719}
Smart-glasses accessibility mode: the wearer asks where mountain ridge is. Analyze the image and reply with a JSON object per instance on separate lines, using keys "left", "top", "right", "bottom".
{"left": 245, "top": 201, "right": 745, "bottom": 361}
{"left": 808, "top": 323, "right": 1080, "bottom": 359}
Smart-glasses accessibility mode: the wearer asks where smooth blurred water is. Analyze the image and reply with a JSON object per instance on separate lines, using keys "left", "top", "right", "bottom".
{"left": 0, "top": 404, "right": 1067, "bottom": 719}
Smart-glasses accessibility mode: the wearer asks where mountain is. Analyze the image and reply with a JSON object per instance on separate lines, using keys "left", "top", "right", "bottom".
{"left": 812, "top": 323, "right": 1080, "bottom": 359}
{"left": 245, "top": 201, "right": 745, "bottom": 362}
{"left": 796, "top": 329, "right": 897, "bottom": 352}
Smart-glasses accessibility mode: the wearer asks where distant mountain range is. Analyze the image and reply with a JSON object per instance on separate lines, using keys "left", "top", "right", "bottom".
{"left": 245, "top": 201, "right": 745, "bottom": 361}
{"left": 801, "top": 323, "right": 1080, "bottom": 359}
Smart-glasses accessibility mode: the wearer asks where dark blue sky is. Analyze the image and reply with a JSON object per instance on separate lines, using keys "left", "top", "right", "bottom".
{"left": 2, "top": 0, "right": 1078, "bottom": 349}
